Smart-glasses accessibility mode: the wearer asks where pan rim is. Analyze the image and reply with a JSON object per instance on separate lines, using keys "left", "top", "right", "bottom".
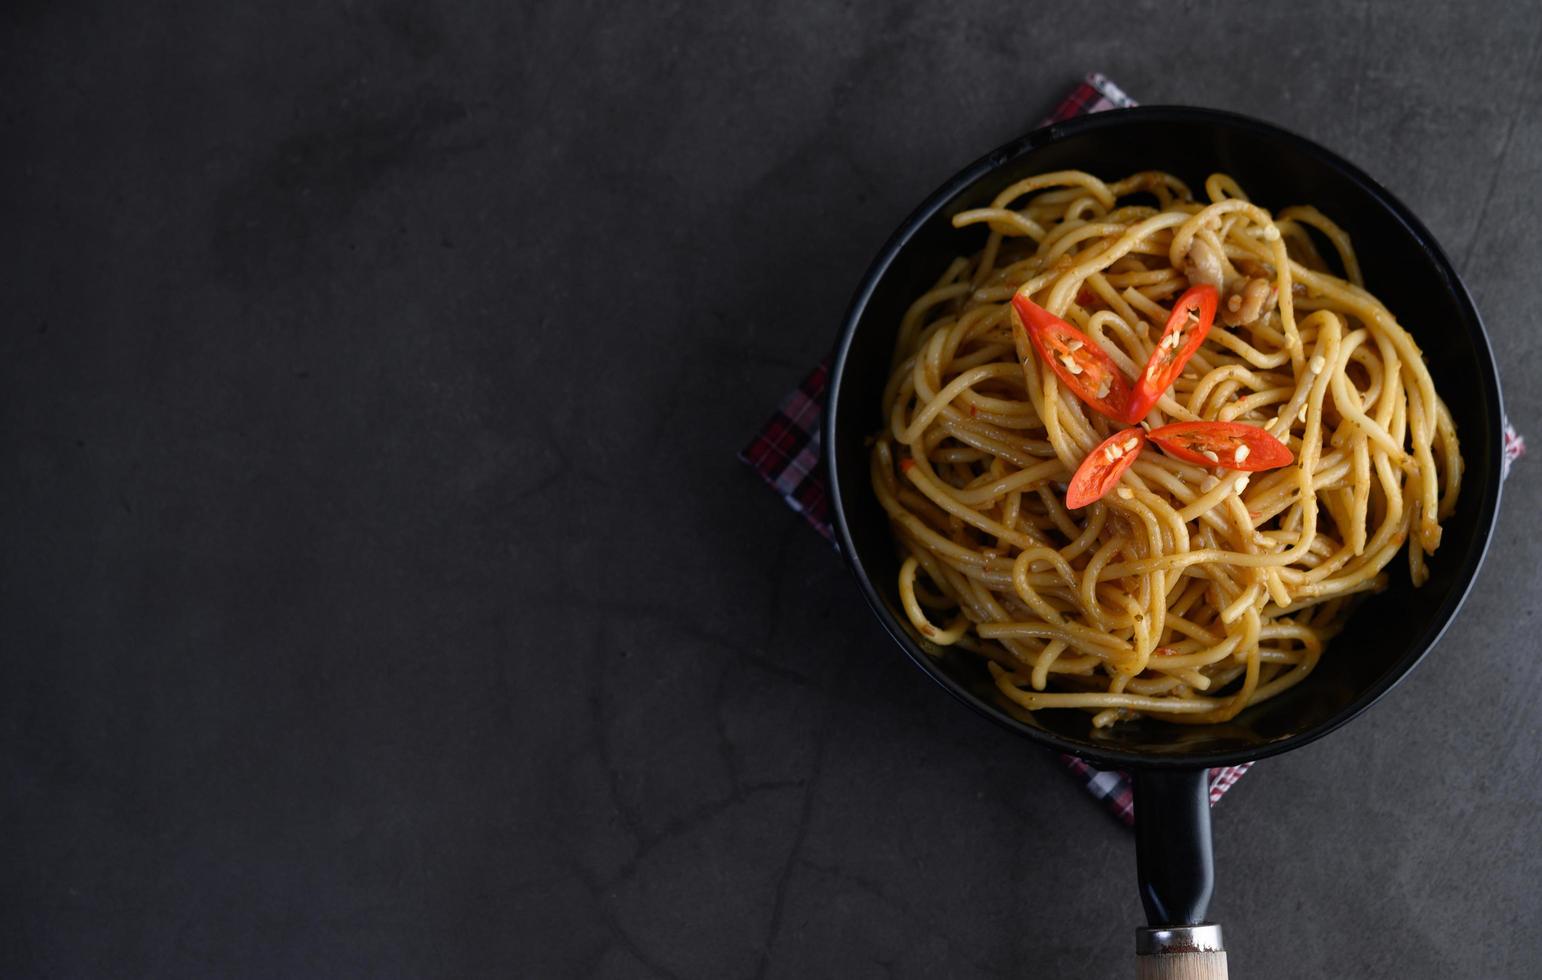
{"left": 824, "top": 105, "right": 1505, "bottom": 770}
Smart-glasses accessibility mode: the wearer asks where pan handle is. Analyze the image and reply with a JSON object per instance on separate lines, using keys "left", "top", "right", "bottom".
{"left": 1133, "top": 769, "right": 1228, "bottom": 978}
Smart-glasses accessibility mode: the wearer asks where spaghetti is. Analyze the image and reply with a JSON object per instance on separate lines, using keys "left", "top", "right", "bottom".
{"left": 871, "top": 170, "right": 1462, "bottom": 728}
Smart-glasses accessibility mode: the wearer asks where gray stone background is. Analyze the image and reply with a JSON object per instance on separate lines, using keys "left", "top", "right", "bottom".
{"left": 2, "top": 1, "right": 1539, "bottom": 977}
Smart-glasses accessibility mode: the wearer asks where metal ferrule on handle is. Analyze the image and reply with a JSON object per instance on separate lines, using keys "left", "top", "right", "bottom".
{"left": 1137, "top": 924, "right": 1224, "bottom": 955}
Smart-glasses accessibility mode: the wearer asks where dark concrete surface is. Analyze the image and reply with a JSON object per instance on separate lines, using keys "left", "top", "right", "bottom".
{"left": 2, "top": 2, "right": 1539, "bottom": 977}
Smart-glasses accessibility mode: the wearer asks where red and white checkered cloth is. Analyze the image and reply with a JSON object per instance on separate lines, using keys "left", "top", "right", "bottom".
{"left": 742, "top": 360, "right": 834, "bottom": 541}
{"left": 739, "top": 73, "right": 1525, "bottom": 826}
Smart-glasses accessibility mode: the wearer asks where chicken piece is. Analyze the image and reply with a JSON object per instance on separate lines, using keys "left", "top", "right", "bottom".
{"left": 1183, "top": 235, "right": 1224, "bottom": 288}
{"left": 1221, "top": 277, "right": 1275, "bottom": 327}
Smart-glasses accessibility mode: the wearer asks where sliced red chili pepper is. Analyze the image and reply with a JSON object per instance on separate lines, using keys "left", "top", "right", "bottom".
{"left": 1066, "top": 427, "right": 1146, "bottom": 509}
{"left": 1124, "top": 284, "right": 1219, "bottom": 422}
{"left": 1011, "top": 293, "right": 1133, "bottom": 422}
{"left": 1145, "top": 420, "right": 1293, "bottom": 472}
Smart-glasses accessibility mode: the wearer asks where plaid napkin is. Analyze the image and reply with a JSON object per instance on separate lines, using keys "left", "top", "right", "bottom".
{"left": 739, "top": 74, "right": 1526, "bottom": 826}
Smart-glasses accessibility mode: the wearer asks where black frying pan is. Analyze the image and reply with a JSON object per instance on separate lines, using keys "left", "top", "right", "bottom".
{"left": 824, "top": 107, "right": 1505, "bottom": 976}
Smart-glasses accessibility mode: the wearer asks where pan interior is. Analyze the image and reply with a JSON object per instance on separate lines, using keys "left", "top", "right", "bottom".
{"left": 828, "top": 109, "right": 1502, "bottom": 767}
